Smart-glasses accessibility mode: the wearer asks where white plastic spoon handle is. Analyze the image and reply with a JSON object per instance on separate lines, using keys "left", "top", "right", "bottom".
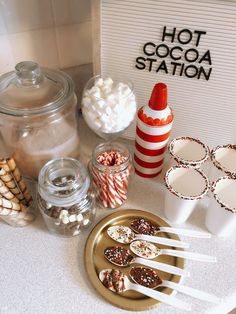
{"left": 158, "top": 227, "right": 211, "bottom": 238}
{"left": 161, "top": 280, "right": 220, "bottom": 303}
{"left": 128, "top": 282, "right": 191, "bottom": 311}
{"left": 134, "top": 257, "right": 190, "bottom": 277}
{"left": 136, "top": 234, "right": 189, "bottom": 249}
{"left": 161, "top": 249, "right": 217, "bottom": 263}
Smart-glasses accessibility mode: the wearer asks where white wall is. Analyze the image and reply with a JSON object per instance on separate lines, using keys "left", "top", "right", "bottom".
{"left": 0, "top": 0, "right": 93, "bottom": 74}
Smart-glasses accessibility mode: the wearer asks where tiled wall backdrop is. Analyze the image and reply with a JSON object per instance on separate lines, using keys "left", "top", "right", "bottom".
{"left": 0, "top": 0, "right": 93, "bottom": 74}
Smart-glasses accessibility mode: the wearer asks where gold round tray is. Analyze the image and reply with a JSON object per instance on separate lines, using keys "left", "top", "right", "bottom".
{"left": 84, "top": 209, "right": 184, "bottom": 311}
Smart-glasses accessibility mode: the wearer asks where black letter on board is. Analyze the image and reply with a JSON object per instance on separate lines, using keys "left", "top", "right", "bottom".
{"left": 198, "top": 67, "right": 212, "bottom": 80}
{"left": 162, "top": 26, "right": 176, "bottom": 43}
{"left": 170, "top": 46, "right": 183, "bottom": 61}
{"left": 184, "top": 65, "right": 198, "bottom": 78}
{"left": 156, "top": 60, "right": 168, "bottom": 74}
{"left": 171, "top": 62, "right": 182, "bottom": 75}
{"left": 185, "top": 48, "right": 199, "bottom": 63}
{"left": 156, "top": 44, "right": 169, "bottom": 58}
{"left": 136, "top": 57, "right": 146, "bottom": 70}
{"left": 178, "top": 29, "right": 193, "bottom": 45}
{"left": 143, "top": 42, "right": 156, "bottom": 56}
{"left": 194, "top": 30, "right": 207, "bottom": 47}
{"left": 199, "top": 50, "right": 212, "bottom": 65}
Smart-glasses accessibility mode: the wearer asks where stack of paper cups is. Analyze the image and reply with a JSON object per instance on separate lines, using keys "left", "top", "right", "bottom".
{"left": 134, "top": 83, "right": 173, "bottom": 178}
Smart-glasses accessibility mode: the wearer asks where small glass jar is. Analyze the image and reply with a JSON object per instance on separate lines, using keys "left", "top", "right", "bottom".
{"left": 82, "top": 75, "right": 137, "bottom": 141}
{"left": 89, "top": 142, "right": 133, "bottom": 209}
{"left": 0, "top": 61, "right": 80, "bottom": 179}
{"left": 37, "top": 158, "right": 96, "bottom": 237}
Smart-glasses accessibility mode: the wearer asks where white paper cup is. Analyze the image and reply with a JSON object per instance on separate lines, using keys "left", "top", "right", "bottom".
{"left": 210, "top": 144, "right": 236, "bottom": 180}
{"left": 164, "top": 166, "right": 209, "bottom": 223}
{"left": 168, "top": 137, "right": 209, "bottom": 168}
{"left": 205, "top": 176, "right": 236, "bottom": 236}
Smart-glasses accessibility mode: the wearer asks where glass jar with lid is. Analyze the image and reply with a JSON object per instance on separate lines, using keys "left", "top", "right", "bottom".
{"left": 89, "top": 142, "right": 133, "bottom": 209}
{"left": 0, "top": 61, "right": 80, "bottom": 179}
{"left": 37, "top": 157, "right": 96, "bottom": 237}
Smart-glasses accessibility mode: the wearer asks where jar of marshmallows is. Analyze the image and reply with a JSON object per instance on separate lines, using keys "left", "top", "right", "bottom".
{"left": 37, "top": 158, "right": 96, "bottom": 237}
{"left": 82, "top": 75, "right": 137, "bottom": 140}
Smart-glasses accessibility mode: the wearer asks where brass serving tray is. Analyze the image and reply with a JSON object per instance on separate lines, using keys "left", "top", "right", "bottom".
{"left": 84, "top": 209, "right": 184, "bottom": 311}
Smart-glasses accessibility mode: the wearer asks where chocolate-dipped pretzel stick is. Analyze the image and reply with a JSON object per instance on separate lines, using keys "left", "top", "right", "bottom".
{"left": 0, "top": 178, "right": 19, "bottom": 204}
{"left": 0, "top": 197, "right": 24, "bottom": 211}
{"left": 0, "top": 158, "right": 32, "bottom": 206}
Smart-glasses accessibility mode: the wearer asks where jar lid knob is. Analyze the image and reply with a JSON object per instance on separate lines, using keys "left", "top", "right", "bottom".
{"left": 15, "top": 61, "right": 42, "bottom": 86}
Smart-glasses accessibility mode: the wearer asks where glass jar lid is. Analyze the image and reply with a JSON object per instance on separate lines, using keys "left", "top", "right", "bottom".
{"left": 0, "top": 61, "right": 74, "bottom": 116}
{"left": 38, "top": 158, "right": 90, "bottom": 207}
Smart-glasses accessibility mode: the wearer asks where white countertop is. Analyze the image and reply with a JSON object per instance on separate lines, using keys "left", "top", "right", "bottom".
{"left": 0, "top": 118, "right": 236, "bottom": 314}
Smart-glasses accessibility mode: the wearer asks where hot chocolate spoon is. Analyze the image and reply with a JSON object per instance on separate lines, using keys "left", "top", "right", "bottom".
{"left": 107, "top": 225, "right": 189, "bottom": 248}
{"left": 130, "top": 240, "right": 216, "bottom": 262}
{"left": 130, "top": 218, "right": 211, "bottom": 238}
{"left": 99, "top": 269, "right": 191, "bottom": 311}
{"left": 104, "top": 246, "right": 189, "bottom": 277}
{"left": 130, "top": 266, "right": 220, "bottom": 303}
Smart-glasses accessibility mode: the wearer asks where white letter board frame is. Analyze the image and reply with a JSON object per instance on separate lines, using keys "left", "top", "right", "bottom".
{"left": 92, "top": 0, "right": 236, "bottom": 147}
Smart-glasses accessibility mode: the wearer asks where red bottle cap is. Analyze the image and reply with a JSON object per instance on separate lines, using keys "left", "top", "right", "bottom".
{"left": 148, "top": 83, "right": 167, "bottom": 110}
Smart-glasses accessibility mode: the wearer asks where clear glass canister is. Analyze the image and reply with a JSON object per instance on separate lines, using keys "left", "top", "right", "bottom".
{"left": 0, "top": 61, "right": 80, "bottom": 179}
{"left": 89, "top": 142, "right": 133, "bottom": 209}
{"left": 37, "top": 157, "right": 96, "bottom": 237}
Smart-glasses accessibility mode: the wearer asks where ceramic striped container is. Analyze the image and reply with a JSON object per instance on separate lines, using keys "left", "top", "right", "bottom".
{"left": 134, "top": 83, "right": 173, "bottom": 178}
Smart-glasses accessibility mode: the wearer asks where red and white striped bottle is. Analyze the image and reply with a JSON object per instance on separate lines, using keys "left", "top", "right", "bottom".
{"left": 134, "top": 82, "right": 173, "bottom": 178}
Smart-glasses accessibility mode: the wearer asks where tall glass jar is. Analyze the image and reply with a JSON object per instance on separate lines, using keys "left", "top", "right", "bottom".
{"left": 37, "top": 158, "right": 96, "bottom": 237}
{"left": 0, "top": 61, "right": 80, "bottom": 179}
{"left": 89, "top": 142, "right": 133, "bottom": 209}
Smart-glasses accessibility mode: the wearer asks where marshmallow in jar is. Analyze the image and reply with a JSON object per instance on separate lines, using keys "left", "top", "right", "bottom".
{"left": 82, "top": 76, "right": 136, "bottom": 139}
{"left": 134, "top": 83, "right": 173, "bottom": 178}
{"left": 210, "top": 144, "right": 236, "bottom": 180}
{"left": 168, "top": 137, "right": 210, "bottom": 168}
{"left": 206, "top": 176, "right": 236, "bottom": 236}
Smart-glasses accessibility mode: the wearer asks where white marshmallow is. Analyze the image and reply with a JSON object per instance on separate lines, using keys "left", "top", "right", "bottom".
{"left": 94, "top": 119, "right": 102, "bottom": 130}
{"left": 95, "top": 77, "right": 104, "bottom": 86}
{"left": 97, "top": 99, "right": 106, "bottom": 108}
{"left": 46, "top": 203, "right": 52, "bottom": 209}
{"left": 73, "top": 229, "right": 80, "bottom": 236}
{"left": 59, "top": 209, "right": 68, "bottom": 217}
{"left": 82, "top": 97, "right": 91, "bottom": 108}
{"left": 105, "top": 106, "right": 112, "bottom": 116}
{"left": 83, "top": 218, "right": 90, "bottom": 226}
{"left": 103, "top": 77, "right": 113, "bottom": 86}
{"left": 76, "top": 214, "right": 83, "bottom": 222}
{"left": 62, "top": 216, "right": 70, "bottom": 224}
{"left": 69, "top": 214, "right": 76, "bottom": 223}
{"left": 102, "top": 86, "right": 112, "bottom": 95}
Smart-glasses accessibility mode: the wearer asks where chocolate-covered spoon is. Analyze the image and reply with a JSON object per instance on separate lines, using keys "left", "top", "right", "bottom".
{"left": 104, "top": 246, "right": 189, "bottom": 277}
{"left": 107, "top": 225, "right": 189, "bottom": 248}
{"left": 130, "top": 240, "right": 217, "bottom": 262}
{"left": 130, "top": 218, "right": 211, "bottom": 238}
{"left": 99, "top": 269, "right": 191, "bottom": 311}
{"left": 130, "top": 267, "right": 220, "bottom": 303}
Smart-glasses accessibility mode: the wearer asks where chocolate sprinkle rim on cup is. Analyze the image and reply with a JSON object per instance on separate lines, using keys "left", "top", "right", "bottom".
{"left": 164, "top": 165, "right": 210, "bottom": 200}
{"left": 211, "top": 144, "right": 236, "bottom": 178}
{"left": 211, "top": 176, "right": 236, "bottom": 213}
{"left": 168, "top": 136, "right": 210, "bottom": 167}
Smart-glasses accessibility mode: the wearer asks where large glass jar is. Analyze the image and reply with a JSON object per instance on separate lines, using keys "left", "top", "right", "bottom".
{"left": 89, "top": 142, "right": 133, "bottom": 209}
{"left": 37, "top": 157, "right": 96, "bottom": 237}
{"left": 0, "top": 61, "right": 80, "bottom": 179}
